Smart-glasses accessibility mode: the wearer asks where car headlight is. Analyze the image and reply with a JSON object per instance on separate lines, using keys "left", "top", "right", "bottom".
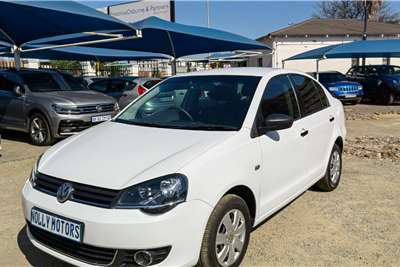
{"left": 328, "top": 86, "right": 339, "bottom": 92}
{"left": 52, "top": 104, "right": 80, "bottom": 115}
{"left": 29, "top": 154, "right": 42, "bottom": 186}
{"left": 114, "top": 102, "right": 120, "bottom": 111}
{"left": 114, "top": 174, "right": 188, "bottom": 214}
{"left": 358, "top": 85, "right": 363, "bottom": 90}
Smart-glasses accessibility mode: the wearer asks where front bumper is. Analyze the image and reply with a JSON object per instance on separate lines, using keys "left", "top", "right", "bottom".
{"left": 22, "top": 181, "right": 212, "bottom": 267}
{"left": 48, "top": 111, "right": 118, "bottom": 138}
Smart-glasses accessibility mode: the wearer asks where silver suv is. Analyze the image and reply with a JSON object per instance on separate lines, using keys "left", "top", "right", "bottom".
{"left": 0, "top": 69, "right": 118, "bottom": 145}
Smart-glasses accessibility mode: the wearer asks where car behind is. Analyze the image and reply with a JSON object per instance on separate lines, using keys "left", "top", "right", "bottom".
{"left": 310, "top": 71, "right": 363, "bottom": 104}
{"left": 0, "top": 69, "right": 118, "bottom": 145}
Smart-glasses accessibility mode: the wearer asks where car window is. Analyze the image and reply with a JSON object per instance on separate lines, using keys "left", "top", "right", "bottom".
{"left": 0, "top": 76, "right": 16, "bottom": 93}
{"left": 116, "top": 75, "right": 261, "bottom": 130}
{"left": 89, "top": 80, "right": 108, "bottom": 93}
{"left": 143, "top": 80, "right": 161, "bottom": 89}
{"left": 312, "top": 81, "right": 330, "bottom": 108}
{"left": 319, "top": 72, "right": 346, "bottom": 83}
{"left": 289, "top": 74, "right": 325, "bottom": 116}
{"left": 61, "top": 73, "right": 88, "bottom": 91}
{"left": 109, "top": 80, "right": 127, "bottom": 93}
{"left": 260, "top": 75, "right": 299, "bottom": 120}
{"left": 20, "top": 73, "right": 61, "bottom": 92}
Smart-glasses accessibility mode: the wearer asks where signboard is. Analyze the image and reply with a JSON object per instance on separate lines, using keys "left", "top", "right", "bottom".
{"left": 108, "top": 0, "right": 174, "bottom": 23}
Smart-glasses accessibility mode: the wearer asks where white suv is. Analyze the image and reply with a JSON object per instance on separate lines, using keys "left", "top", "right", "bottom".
{"left": 22, "top": 68, "right": 346, "bottom": 267}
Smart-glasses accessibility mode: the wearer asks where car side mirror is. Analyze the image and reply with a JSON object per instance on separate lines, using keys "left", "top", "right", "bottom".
{"left": 13, "top": 85, "right": 24, "bottom": 96}
{"left": 258, "top": 114, "right": 294, "bottom": 135}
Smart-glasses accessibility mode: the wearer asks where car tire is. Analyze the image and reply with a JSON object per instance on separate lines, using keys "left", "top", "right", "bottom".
{"left": 381, "top": 88, "right": 395, "bottom": 105}
{"left": 197, "top": 194, "right": 251, "bottom": 267}
{"left": 29, "top": 113, "right": 53, "bottom": 146}
{"left": 350, "top": 99, "right": 361, "bottom": 105}
{"left": 315, "top": 144, "right": 342, "bottom": 192}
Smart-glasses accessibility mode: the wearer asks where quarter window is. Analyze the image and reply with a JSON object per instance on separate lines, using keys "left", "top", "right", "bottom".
{"left": 312, "top": 81, "right": 329, "bottom": 108}
{"left": 290, "top": 74, "right": 325, "bottom": 116}
{"left": 260, "top": 75, "right": 300, "bottom": 120}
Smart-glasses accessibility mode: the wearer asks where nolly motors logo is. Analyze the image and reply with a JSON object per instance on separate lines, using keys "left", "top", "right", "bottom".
{"left": 57, "top": 183, "right": 74, "bottom": 203}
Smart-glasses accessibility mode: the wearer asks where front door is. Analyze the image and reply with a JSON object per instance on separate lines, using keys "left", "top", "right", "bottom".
{"left": 255, "top": 74, "right": 306, "bottom": 216}
{"left": 0, "top": 74, "right": 26, "bottom": 129}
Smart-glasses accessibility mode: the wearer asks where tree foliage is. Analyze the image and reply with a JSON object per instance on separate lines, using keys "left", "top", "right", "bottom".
{"left": 313, "top": 0, "right": 400, "bottom": 22}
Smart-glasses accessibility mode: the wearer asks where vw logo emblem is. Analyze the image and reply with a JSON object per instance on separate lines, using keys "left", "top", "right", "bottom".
{"left": 57, "top": 183, "right": 74, "bottom": 203}
{"left": 96, "top": 105, "right": 103, "bottom": 113}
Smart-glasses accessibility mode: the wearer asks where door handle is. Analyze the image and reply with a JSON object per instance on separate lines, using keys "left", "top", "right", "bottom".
{"left": 300, "top": 129, "right": 309, "bottom": 137}
{"left": 329, "top": 116, "right": 335, "bottom": 122}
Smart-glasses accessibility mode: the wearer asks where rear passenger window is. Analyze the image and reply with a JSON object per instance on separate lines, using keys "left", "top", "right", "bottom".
{"left": 312, "top": 81, "right": 329, "bottom": 108}
{"left": 260, "top": 75, "right": 300, "bottom": 120}
{"left": 290, "top": 74, "right": 325, "bottom": 116}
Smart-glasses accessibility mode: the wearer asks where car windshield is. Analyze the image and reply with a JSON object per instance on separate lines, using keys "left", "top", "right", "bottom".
{"left": 61, "top": 73, "right": 89, "bottom": 91}
{"left": 115, "top": 75, "right": 261, "bottom": 131}
{"left": 20, "top": 73, "right": 62, "bottom": 92}
{"left": 318, "top": 72, "right": 346, "bottom": 83}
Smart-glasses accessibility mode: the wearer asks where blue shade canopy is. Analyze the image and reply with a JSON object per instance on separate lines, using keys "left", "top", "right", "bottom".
{"left": 286, "top": 39, "right": 400, "bottom": 61}
{"left": 30, "top": 16, "right": 270, "bottom": 58}
{"left": 0, "top": 45, "right": 169, "bottom": 61}
{"left": 0, "top": 1, "right": 135, "bottom": 47}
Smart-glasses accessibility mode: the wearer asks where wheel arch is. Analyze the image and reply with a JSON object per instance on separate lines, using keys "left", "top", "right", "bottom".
{"left": 224, "top": 185, "right": 257, "bottom": 226}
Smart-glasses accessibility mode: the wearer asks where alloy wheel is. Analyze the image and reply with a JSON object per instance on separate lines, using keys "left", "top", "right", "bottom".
{"left": 30, "top": 117, "right": 48, "bottom": 144}
{"left": 329, "top": 150, "right": 341, "bottom": 184}
{"left": 215, "top": 209, "right": 246, "bottom": 266}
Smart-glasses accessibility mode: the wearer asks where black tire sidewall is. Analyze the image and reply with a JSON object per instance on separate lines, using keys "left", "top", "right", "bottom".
{"left": 199, "top": 195, "right": 251, "bottom": 267}
{"left": 326, "top": 144, "right": 342, "bottom": 189}
{"left": 29, "top": 113, "right": 52, "bottom": 146}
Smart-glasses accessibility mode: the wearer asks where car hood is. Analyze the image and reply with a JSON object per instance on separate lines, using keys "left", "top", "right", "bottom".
{"left": 324, "top": 81, "right": 361, "bottom": 87}
{"left": 38, "top": 121, "right": 234, "bottom": 189}
{"left": 31, "top": 90, "right": 115, "bottom": 105}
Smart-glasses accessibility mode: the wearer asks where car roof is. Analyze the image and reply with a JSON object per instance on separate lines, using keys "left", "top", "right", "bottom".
{"left": 176, "top": 67, "right": 284, "bottom": 77}
{"left": 0, "top": 68, "right": 62, "bottom": 74}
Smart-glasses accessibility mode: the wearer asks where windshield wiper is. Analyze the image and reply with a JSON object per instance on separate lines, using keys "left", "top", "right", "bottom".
{"left": 185, "top": 123, "right": 238, "bottom": 131}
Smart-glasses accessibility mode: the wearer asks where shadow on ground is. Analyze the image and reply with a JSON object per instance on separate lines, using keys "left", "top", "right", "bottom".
{"left": 17, "top": 226, "right": 72, "bottom": 267}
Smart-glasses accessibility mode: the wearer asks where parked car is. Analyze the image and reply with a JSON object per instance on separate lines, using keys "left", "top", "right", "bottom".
{"left": 89, "top": 77, "right": 161, "bottom": 108}
{"left": 0, "top": 69, "right": 118, "bottom": 146}
{"left": 310, "top": 71, "right": 363, "bottom": 104}
{"left": 346, "top": 64, "right": 400, "bottom": 105}
{"left": 22, "top": 68, "right": 346, "bottom": 267}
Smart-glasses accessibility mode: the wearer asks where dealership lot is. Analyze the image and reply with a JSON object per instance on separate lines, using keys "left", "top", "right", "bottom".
{"left": 0, "top": 104, "right": 399, "bottom": 267}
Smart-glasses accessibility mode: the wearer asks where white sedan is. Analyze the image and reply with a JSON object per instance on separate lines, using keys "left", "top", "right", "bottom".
{"left": 22, "top": 68, "right": 346, "bottom": 267}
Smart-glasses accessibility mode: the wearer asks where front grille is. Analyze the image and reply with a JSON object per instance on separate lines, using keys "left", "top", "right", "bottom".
{"left": 34, "top": 173, "right": 120, "bottom": 208}
{"left": 78, "top": 103, "right": 115, "bottom": 114}
{"left": 28, "top": 222, "right": 117, "bottom": 265}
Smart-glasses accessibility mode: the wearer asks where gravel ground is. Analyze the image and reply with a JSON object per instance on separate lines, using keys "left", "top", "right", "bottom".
{"left": 0, "top": 104, "right": 399, "bottom": 267}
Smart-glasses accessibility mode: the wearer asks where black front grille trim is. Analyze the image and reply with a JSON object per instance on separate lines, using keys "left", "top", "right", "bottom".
{"left": 34, "top": 173, "right": 120, "bottom": 208}
{"left": 28, "top": 222, "right": 117, "bottom": 266}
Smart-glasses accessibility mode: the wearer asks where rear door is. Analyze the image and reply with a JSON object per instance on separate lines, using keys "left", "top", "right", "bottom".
{"left": 0, "top": 74, "right": 26, "bottom": 129}
{"left": 289, "top": 74, "right": 335, "bottom": 181}
{"left": 255, "top": 74, "right": 306, "bottom": 215}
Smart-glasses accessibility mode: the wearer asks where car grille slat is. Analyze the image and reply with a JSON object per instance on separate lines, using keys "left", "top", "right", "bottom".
{"left": 34, "top": 173, "right": 119, "bottom": 208}
{"left": 28, "top": 223, "right": 117, "bottom": 265}
{"left": 78, "top": 104, "right": 115, "bottom": 114}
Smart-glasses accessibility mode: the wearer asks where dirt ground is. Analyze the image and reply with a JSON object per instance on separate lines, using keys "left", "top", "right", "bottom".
{"left": 0, "top": 104, "right": 399, "bottom": 267}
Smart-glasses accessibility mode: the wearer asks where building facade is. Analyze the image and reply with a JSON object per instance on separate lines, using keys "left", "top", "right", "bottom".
{"left": 252, "top": 18, "right": 400, "bottom": 73}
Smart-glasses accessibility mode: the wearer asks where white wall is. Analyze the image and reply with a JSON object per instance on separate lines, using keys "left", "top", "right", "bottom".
{"left": 249, "top": 36, "right": 400, "bottom": 74}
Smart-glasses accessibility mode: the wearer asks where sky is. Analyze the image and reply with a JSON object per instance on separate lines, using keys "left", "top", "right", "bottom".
{"left": 82, "top": 1, "right": 400, "bottom": 39}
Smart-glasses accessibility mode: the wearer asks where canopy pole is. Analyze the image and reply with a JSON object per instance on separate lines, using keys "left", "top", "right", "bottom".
{"left": 12, "top": 45, "right": 21, "bottom": 70}
{"left": 316, "top": 58, "right": 320, "bottom": 81}
{"left": 282, "top": 60, "right": 285, "bottom": 68}
{"left": 166, "top": 31, "right": 177, "bottom": 75}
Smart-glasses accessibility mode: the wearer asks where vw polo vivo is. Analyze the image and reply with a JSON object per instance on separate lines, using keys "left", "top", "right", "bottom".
{"left": 22, "top": 68, "right": 346, "bottom": 267}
